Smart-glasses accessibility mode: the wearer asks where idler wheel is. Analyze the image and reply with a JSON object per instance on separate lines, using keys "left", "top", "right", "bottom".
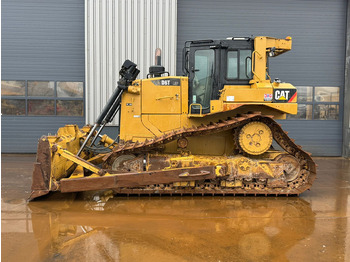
{"left": 238, "top": 121, "right": 272, "bottom": 155}
{"left": 111, "top": 154, "right": 136, "bottom": 171}
{"left": 177, "top": 137, "right": 188, "bottom": 149}
{"left": 274, "top": 154, "right": 301, "bottom": 181}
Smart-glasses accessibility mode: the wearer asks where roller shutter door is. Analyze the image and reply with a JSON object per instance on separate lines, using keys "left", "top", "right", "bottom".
{"left": 177, "top": 0, "right": 346, "bottom": 156}
{"left": 2, "top": 0, "right": 85, "bottom": 153}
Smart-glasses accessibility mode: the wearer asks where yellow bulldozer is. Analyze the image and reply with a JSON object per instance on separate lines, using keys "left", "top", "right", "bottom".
{"left": 29, "top": 36, "right": 316, "bottom": 200}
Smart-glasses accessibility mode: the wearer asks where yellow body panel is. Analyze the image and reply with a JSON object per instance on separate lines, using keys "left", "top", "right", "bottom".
{"left": 119, "top": 37, "right": 297, "bottom": 148}
{"left": 220, "top": 85, "right": 272, "bottom": 102}
{"left": 120, "top": 77, "right": 185, "bottom": 141}
{"left": 119, "top": 76, "right": 297, "bottom": 143}
{"left": 147, "top": 114, "right": 182, "bottom": 133}
{"left": 210, "top": 100, "right": 224, "bottom": 113}
{"left": 141, "top": 78, "right": 181, "bottom": 114}
{"left": 180, "top": 78, "right": 189, "bottom": 114}
{"left": 162, "top": 130, "right": 235, "bottom": 156}
{"left": 120, "top": 80, "right": 154, "bottom": 141}
{"left": 217, "top": 82, "right": 297, "bottom": 116}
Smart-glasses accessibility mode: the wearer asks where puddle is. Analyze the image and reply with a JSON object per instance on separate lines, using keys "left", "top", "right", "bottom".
{"left": 22, "top": 195, "right": 315, "bottom": 261}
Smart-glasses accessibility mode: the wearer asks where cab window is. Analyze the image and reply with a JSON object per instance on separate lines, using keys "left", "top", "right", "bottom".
{"left": 192, "top": 49, "right": 214, "bottom": 109}
{"left": 227, "top": 50, "right": 252, "bottom": 80}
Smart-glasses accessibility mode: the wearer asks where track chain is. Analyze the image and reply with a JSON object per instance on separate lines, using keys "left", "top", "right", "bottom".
{"left": 103, "top": 113, "right": 316, "bottom": 196}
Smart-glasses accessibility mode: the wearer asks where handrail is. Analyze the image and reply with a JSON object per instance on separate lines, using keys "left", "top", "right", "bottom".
{"left": 251, "top": 50, "right": 262, "bottom": 83}
{"left": 189, "top": 103, "right": 203, "bottom": 116}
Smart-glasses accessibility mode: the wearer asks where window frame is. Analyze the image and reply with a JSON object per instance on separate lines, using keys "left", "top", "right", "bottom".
{"left": 27, "top": 80, "right": 55, "bottom": 97}
{"left": 287, "top": 86, "right": 341, "bottom": 121}
{"left": 1, "top": 80, "right": 26, "bottom": 96}
{"left": 1, "top": 80, "right": 85, "bottom": 117}
{"left": 225, "top": 49, "right": 253, "bottom": 81}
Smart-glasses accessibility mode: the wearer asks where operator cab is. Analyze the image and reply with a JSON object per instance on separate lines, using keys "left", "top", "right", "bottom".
{"left": 183, "top": 37, "right": 254, "bottom": 114}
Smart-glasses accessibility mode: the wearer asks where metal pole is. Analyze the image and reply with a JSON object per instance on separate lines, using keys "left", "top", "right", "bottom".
{"left": 77, "top": 123, "right": 99, "bottom": 156}
{"left": 89, "top": 122, "right": 107, "bottom": 146}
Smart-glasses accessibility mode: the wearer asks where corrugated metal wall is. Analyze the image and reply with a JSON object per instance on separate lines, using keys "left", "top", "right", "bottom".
{"left": 1, "top": 0, "right": 85, "bottom": 153}
{"left": 85, "top": 0, "right": 177, "bottom": 124}
{"left": 177, "top": 0, "right": 347, "bottom": 156}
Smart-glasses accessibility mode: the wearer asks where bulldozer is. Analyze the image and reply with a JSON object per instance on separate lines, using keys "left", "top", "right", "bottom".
{"left": 29, "top": 36, "right": 316, "bottom": 200}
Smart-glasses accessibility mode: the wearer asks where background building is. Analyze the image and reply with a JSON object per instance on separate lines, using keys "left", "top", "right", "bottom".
{"left": 2, "top": 0, "right": 350, "bottom": 157}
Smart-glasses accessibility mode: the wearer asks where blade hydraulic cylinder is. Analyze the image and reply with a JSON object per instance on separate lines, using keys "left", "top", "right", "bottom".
{"left": 77, "top": 86, "right": 124, "bottom": 156}
{"left": 77, "top": 60, "right": 140, "bottom": 156}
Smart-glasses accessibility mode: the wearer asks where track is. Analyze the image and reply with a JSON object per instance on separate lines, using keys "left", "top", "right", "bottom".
{"left": 102, "top": 113, "right": 317, "bottom": 196}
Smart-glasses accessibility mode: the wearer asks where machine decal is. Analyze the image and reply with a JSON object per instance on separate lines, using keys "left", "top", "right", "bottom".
{"left": 264, "top": 94, "right": 272, "bottom": 101}
{"left": 126, "top": 103, "right": 132, "bottom": 106}
{"left": 227, "top": 96, "right": 235, "bottom": 101}
{"left": 151, "top": 79, "right": 180, "bottom": 86}
{"left": 193, "top": 95, "right": 197, "bottom": 103}
{"left": 273, "top": 89, "right": 297, "bottom": 103}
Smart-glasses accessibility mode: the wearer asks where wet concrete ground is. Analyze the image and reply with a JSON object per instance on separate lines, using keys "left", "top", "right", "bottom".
{"left": 1, "top": 154, "right": 350, "bottom": 262}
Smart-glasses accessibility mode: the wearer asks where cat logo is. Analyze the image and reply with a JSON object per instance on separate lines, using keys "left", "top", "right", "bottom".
{"left": 275, "top": 90, "right": 289, "bottom": 100}
{"left": 273, "top": 89, "right": 297, "bottom": 103}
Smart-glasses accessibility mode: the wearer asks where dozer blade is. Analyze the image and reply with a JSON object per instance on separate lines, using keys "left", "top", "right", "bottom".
{"left": 29, "top": 131, "right": 218, "bottom": 200}
{"left": 30, "top": 138, "right": 53, "bottom": 200}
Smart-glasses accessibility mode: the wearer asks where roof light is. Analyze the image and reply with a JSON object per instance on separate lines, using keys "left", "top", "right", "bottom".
{"left": 286, "top": 36, "right": 292, "bottom": 40}
{"left": 226, "top": 37, "right": 249, "bottom": 41}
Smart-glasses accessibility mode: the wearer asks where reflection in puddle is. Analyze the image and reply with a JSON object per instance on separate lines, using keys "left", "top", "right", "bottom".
{"left": 28, "top": 194, "right": 315, "bottom": 262}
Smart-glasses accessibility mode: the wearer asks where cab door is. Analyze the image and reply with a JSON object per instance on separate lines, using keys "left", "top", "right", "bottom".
{"left": 189, "top": 47, "right": 216, "bottom": 114}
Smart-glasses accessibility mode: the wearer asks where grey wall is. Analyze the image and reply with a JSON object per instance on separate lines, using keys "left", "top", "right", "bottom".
{"left": 2, "top": 0, "right": 85, "bottom": 81}
{"left": 344, "top": 0, "right": 350, "bottom": 158}
{"left": 177, "top": 0, "right": 346, "bottom": 87}
{"left": 177, "top": 0, "right": 347, "bottom": 156}
{"left": 2, "top": 0, "right": 85, "bottom": 153}
{"left": 2, "top": 117, "right": 85, "bottom": 153}
{"left": 279, "top": 120, "right": 343, "bottom": 156}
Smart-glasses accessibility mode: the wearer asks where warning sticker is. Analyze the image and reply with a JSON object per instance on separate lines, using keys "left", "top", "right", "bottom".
{"left": 264, "top": 94, "right": 272, "bottom": 101}
{"left": 226, "top": 96, "right": 235, "bottom": 102}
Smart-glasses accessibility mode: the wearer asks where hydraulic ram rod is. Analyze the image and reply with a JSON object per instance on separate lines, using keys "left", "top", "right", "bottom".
{"left": 77, "top": 60, "right": 140, "bottom": 156}
{"left": 77, "top": 87, "right": 124, "bottom": 156}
